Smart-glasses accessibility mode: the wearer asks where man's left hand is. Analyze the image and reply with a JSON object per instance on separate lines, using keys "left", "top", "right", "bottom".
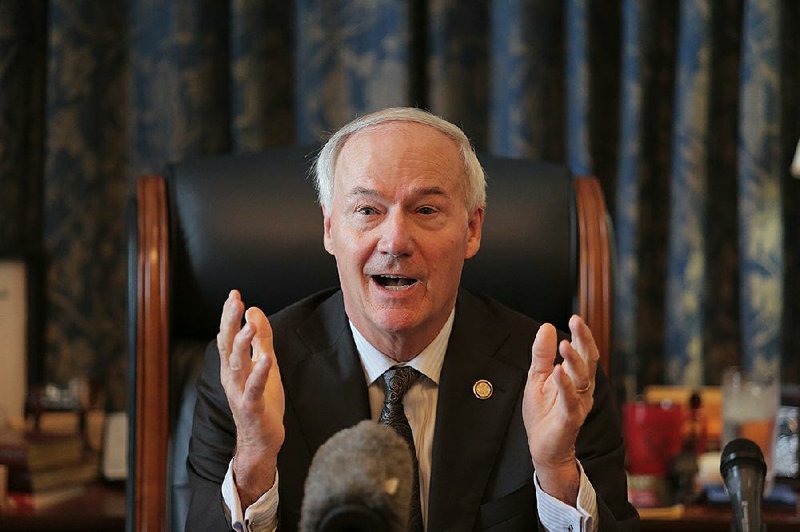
{"left": 522, "top": 315, "right": 599, "bottom": 506}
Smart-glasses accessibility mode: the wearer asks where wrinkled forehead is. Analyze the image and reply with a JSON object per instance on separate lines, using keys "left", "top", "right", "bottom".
{"left": 332, "top": 121, "right": 467, "bottom": 198}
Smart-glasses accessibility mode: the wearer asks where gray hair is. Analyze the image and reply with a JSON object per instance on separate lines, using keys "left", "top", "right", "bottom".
{"left": 312, "top": 107, "right": 486, "bottom": 212}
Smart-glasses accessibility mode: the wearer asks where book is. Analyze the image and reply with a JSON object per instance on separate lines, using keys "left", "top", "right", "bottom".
{"left": 24, "top": 409, "right": 106, "bottom": 452}
{"left": 102, "top": 411, "right": 127, "bottom": 480}
{"left": 6, "top": 485, "right": 86, "bottom": 511}
{"left": 7, "top": 453, "right": 99, "bottom": 492}
{"left": 0, "top": 464, "right": 7, "bottom": 511}
{"left": 0, "top": 429, "right": 83, "bottom": 470}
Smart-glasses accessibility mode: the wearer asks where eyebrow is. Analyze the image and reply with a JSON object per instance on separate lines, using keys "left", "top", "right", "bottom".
{"left": 346, "top": 186, "right": 450, "bottom": 200}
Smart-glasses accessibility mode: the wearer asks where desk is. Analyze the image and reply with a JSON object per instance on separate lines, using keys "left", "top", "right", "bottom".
{"left": 0, "top": 482, "right": 125, "bottom": 531}
{"left": 640, "top": 503, "right": 800, "bottom": 531}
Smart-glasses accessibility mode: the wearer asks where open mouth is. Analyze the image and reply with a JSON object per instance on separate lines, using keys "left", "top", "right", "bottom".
{"left": 371, "top": 274, "right": 419, "bottom": 289}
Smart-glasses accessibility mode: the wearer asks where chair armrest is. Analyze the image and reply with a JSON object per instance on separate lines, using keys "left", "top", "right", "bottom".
{"left": 134, "top": 175, "right": 170, "bottom": 531}
{"left": 575, "top": 177, "right": 612, "bottom": 376}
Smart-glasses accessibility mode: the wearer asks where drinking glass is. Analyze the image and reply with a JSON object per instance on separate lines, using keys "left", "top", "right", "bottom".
{"left": 721, "top": 367, "right": 779, "bottom": 495}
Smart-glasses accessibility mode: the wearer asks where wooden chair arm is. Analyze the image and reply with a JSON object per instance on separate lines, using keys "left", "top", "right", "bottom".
{"left": 574, "top": 176, "right": 612, "bottom": 377}
{"left": 134, "top": 175, "right": 170, "bottom": 532}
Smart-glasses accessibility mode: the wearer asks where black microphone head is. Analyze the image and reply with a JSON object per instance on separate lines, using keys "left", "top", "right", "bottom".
{"left": 300, "top": 420, "right": 414, "bottom": 532}
{"left": 316, "top": 504, "right": 388, "bottom": 531}
{"left": 720, "top": 438, "right": 767, "bottom": 532}
{"left": 720, "top": 438, "right": 766, "bottom": 479}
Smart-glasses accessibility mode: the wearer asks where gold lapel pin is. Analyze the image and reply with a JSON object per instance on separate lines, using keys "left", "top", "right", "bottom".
{"left": 473, "top": 379, "right": 493, "bottom": 400}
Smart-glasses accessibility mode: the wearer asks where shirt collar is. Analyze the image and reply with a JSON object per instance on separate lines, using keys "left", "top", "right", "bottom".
{"left": 349, "top": 308, "right": 455, "bottom": 386}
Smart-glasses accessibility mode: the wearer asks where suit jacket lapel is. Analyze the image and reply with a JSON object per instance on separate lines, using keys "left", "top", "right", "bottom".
{"left": 282, "top": 292, "right": 371, "bottom": 453}
{"left": 427, "top": 291, "right": 529, "bottom": 531}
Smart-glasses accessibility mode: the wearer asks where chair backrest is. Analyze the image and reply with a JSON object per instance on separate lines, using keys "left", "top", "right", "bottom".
{"left": 127, "top": 146, "right": 612, "bottom": 531}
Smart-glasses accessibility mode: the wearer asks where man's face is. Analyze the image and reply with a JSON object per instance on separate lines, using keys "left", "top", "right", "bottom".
{"left": 323, "top": 122, "right": 484, "bottom": 359}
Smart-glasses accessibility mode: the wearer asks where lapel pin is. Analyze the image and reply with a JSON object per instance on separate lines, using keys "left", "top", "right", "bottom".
{"left": 473, "top": 379, "right": 493, "bottom": 400}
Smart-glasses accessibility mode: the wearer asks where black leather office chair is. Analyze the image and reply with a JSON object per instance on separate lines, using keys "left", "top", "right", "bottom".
{"left": 128, "top": 146, "right": 612, "bottom": 531}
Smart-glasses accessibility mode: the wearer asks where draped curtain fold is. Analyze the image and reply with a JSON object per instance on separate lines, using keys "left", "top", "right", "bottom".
{"left": 1, "top": 0, "right": 797, "bottom": 399}
{"left": 665, "top": 0, "right": 711, "bottom": 386}
{"left": 738, "top": 0, "right": 784, "bottom": 378}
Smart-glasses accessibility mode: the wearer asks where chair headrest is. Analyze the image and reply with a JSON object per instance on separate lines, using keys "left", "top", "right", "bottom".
{"left": 167, "top": 148, "right": 575, "bottom": 340}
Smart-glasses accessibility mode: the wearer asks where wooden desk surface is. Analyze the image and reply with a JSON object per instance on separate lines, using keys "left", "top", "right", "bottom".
{"left": 5, "top": 481, "right": 799, "bottom": 531}
{"left": 0, "top": 482, "right": 125, "bottom": 532}
{"left": 640, "top": 502, "right": 800, "bottom": 531}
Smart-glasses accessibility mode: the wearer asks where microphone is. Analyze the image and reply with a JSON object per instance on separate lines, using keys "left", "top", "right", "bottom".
{"left": 299, "top": 420, "right": 414, "bottom": 532}
{"left": 719, "top": 438, "right": 767, "bottom": 532}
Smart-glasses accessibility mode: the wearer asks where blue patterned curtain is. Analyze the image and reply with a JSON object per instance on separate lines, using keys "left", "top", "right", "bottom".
{"left": 427, "top": 0, "right": 490, "bottom": 147}
{"left": 40, "top": 1, "right": 128, "bottom": 399}
{"left": 664, "top": 0, "right": 711, "bottom": 387}
{"left": 296, "top": 0, "right": 410, "bottom": 143}
{"left": 230, "top": 0, "right": 294, "bottom": 150}
{"left": 489, "top": 0, "right": 563, "bottom": 159}
{"left": 738, "top": 0, "right": 783, "bottom": 378}
{"left": 1, "top": 0, "right": 798, "bottom": 399}
{"left": 564, "top": 0, "right": 592, "bottom": 177}
{"left": 614, "top": 0, "right": 646, "bottom": 391}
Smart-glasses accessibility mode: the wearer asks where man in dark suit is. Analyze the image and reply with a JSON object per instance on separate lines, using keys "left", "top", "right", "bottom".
{"left": 187, "top": 107, "right": 639, "bottom": 531}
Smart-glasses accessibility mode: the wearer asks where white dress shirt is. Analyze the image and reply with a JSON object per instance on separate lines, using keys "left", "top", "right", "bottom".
{"left": 222, "top": 309, "right": 599, "bottom": 531}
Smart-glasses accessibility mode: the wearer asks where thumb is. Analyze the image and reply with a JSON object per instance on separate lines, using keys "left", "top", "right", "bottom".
{"left": 529, "top": 323, "right": 557, "bottom": 382}
{"left": 245, "top": 307, "right": 274, "bottom": 362}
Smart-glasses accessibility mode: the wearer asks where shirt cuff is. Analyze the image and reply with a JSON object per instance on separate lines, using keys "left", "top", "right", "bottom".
{"left": 534, "top": 460, "right": 598, "bottom": 532}
{"left": 221, "top": 459, "right": 280, "bottom": 532}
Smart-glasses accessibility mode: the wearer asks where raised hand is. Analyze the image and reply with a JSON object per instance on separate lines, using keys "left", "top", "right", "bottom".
{"left": 217, "top": 290, "right": 285, "bottom": 507}
{"left": 521, "top": 315, "right": 599, "bottom": 505}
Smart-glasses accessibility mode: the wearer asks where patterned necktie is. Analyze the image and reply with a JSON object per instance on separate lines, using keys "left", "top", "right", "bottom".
{"left": 379, "top": 366, "right": 424, "bottom": 532}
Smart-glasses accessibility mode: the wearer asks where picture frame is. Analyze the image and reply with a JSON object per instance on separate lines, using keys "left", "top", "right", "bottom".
{"left": 776, "top": 385, "right": 800, "bottom": 486}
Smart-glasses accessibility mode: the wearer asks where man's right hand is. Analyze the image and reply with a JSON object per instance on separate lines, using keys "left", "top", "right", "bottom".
{"left": 217, "top": 290, "right": 286, "bottom": 508}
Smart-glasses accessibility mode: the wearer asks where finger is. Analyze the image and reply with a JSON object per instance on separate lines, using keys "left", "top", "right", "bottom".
{"left": 558, "top": 339, "right": 590, "bottom": 390}
{"left": 243, "top": 351, "right": 272, "bottom": 401}
{"left": 529, "top": 323, "right": 558, "bottom": 382}
{"left": 552, "top": 364, "right": 581, "bottom": 416}
{"left": 218, "top": 290, "right": 245, "bottom": 358}
{"left": 227, "top": 322, "right": 256, "bottom": 391}
{"left": 245, "top": 307, "right": 274, "bottom": 363}
{"left": 558, "top": 340, "right": 596, "bottom": 401}
{"left": 568, "top": 315, "right": 599, "bottom": 380}
{"left": 220, "top": 290, "right": 244, "bottom": 331}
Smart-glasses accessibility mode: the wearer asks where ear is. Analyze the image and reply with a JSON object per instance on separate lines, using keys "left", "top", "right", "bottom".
{"left": 464, "top": 206, "right": 484, "bottom": 260}
{"left": 322, "top": 207, "right": 335, "bottom": 255}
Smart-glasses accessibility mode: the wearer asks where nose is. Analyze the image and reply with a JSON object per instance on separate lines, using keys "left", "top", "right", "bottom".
{"left": 377, "top": 209, "right": 414, "bottom": 258}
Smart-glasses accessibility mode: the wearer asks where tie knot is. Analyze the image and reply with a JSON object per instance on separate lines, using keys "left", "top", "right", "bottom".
{"left": 381, "top": 366, "right": 419, "bottom": 404}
